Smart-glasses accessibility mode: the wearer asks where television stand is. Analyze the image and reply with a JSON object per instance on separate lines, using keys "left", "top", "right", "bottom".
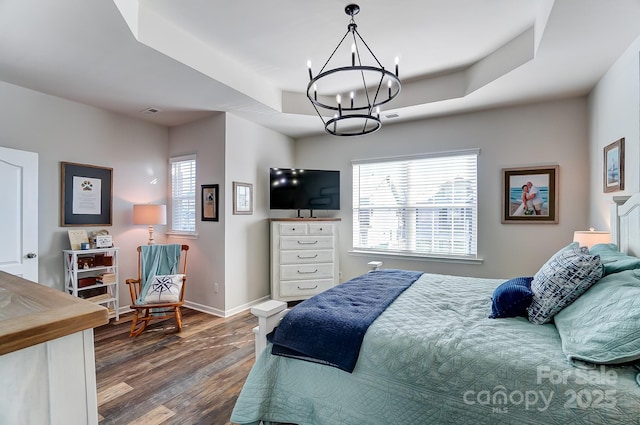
{"left": 296, "top": 209, "right": 316, "bottom": 218}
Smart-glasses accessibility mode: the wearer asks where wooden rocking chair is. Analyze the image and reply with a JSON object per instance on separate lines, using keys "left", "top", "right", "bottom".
{"left": 125, "top": 244, "right": 189, "bottom": 337}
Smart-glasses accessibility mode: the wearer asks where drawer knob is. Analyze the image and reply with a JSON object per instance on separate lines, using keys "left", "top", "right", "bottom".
{"left": 297, "top": 285, "right": 319, "bottom": 290}
{"left": 297, "top": 268, "right": 318, "bottom": 274}
{"left": 297, "top": 254, "right": 318, "bottom": 259}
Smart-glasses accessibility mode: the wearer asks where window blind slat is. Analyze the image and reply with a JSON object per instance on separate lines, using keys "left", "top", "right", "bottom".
{"left": 353, "top": 152, "right": 477, "bottom": 257}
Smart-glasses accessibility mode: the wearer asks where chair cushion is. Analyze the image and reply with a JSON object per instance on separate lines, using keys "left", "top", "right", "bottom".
{"left": 143, "top": 274, "right": 185, "bottom": 303}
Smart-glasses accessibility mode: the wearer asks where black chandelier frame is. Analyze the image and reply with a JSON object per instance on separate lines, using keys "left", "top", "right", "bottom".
{"left": 306, "top": 4, "right": 401, "bottom": 136}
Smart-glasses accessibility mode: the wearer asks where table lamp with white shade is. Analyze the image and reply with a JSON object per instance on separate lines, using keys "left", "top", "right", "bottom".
{"left": 573, "top": 228, "right": 611, "bottom": 249}
{"left": 133, "top": 204, "right": 166, "bottom": 245}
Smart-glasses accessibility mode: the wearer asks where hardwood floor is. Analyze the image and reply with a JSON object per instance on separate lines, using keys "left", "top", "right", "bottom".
{"left": 94, "top": 308, "right": 256, "bottom": 425}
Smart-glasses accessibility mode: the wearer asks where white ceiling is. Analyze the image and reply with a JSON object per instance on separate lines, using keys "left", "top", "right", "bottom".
{"left": 1, "top": 0, "right": 639, "bottom": 138}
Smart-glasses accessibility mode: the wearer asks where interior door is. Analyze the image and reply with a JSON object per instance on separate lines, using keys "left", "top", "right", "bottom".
{"left": 0, "top": 146, "right": 38, "bottom": 282}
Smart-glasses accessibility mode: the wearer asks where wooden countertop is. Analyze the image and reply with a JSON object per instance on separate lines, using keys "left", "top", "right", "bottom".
{"left": 0, "top": 271, "right": 109, "bottom": 356}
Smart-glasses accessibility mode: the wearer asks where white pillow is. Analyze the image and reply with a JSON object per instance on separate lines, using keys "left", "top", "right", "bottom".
{"left": 144, "top": 274, "right": 185, "bottom": 303}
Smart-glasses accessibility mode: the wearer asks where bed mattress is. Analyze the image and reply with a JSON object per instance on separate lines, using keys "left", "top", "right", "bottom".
{"left": 231, "top": 272, "right": 640, "bottom": 424}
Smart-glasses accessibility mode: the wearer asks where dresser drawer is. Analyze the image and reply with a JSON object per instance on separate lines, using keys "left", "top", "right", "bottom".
{"left": 279, "top": 223, "right": 308, "bottom": 235}
{"left": 280, "top": 263, "right": 335, "bottom": 280}
{"left": 280, "top": 249, "right": 334, "bottom": 264}
{"left": 280, "top": 235, "right": 334, "bottom": 250}
{"left": 280, "top": 279, "right": 335, "bottom": 297}
{"left": 308, "top": 223, "right": 334, "bottom": 235}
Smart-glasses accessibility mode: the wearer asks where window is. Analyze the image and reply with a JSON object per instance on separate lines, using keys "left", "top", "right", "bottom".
{"left": 352, "top": 149, "right": 478, "bottom": 259}
{"left": 170, "top": 154, "right": 196, "bottom": 233}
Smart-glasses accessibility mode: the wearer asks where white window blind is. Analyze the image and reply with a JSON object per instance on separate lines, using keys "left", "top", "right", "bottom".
{"left": 170, "top": 155, "right": 196, "bottom": 233}
{"left": 352, "top": 150, "right": 478, "bottom": 258}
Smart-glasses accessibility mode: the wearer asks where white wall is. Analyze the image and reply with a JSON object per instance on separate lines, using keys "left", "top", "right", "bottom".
{"left": 168, "top": 114, "right": 227, "bottom": 314}
{"left": 225, "top": 113, "right": 295, "bottom": 312}
{"left": 0, "top": 81, "right": 168, "bottom": 311}
{"left": 167, "top": 112, "right": 294, "bottom": 314}
{"left": 295, "top": 98, "right": 590, "bottom": 281}
{"left": 588, "top": 34, "right": 640, "bottom": 230}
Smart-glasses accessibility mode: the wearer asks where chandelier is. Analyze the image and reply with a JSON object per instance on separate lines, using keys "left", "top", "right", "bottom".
{"left": 306, "top": 4, "right": 401, "bottom": 136}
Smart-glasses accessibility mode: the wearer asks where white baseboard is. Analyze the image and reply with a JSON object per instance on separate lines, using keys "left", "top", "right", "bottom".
{"left": 185, "top": 296, "right": 271, "bottom": 318}
{"left": 116, "top": 297, "right": 272, "bottom": 319}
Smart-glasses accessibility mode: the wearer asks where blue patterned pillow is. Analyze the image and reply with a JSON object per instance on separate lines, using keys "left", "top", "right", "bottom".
{"left": 489, "top": 277, "right": 534, "bottom": 318}
{"left": 528, "top": 245, "right": 603, "bottom": 324}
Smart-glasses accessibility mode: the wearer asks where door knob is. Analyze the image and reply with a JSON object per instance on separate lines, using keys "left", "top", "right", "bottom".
{"left": 26, "top": 252, "right": 37, "bottom": 259}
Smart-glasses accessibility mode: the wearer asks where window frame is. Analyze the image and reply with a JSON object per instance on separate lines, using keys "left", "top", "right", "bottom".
{"left": 351, "top": 149, "right": 480, "bottom": 262}
{"left": 168, "top": 154, "right": 197, "bottom": 236}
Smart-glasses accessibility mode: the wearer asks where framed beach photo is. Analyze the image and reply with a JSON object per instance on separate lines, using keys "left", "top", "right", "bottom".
{"left": 501, "top": 165, "right": 559, "bottom": 224}
{"left": 603, "top": 138, "right": 624, "bottom": 193}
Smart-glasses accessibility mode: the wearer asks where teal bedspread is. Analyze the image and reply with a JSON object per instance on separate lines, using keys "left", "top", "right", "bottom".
{"left": 231, "top": 273, "right": 640, "bottom": 425}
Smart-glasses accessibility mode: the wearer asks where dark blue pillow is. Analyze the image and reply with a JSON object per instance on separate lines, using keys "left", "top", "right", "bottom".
{"left": 489, "top": 277, "right": 534, "bottom": 319}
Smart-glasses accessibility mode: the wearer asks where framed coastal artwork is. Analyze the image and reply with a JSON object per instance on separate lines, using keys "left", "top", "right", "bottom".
{"left": 201, "top": 184, "right": 219, "bottom": 221}
{"left": 233, "top": 181, "right": 253, "bottom": 215}
{"left": 603, "top": 138, "right": 624, "bottom": 193}
{"left": 501, "top": 165, "right": 559, "bottom": 224}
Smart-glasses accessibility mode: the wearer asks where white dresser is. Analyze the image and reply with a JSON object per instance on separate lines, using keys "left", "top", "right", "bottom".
{"left": 270, "top": 218, "right": 340, "bottom": 301}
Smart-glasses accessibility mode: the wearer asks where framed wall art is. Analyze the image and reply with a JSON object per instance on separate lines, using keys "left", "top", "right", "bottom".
{"left": 61, "top": 162, "right": 113, "bottom": 226}
{"left": 501, "top": 165, "right": 559, "bottom": 224}
{"left": 603, "top": 138, "right": 624, "bottom": 193}
{"left": 233, "top": 181, "right": 253, "bottom": 215}
{"left": 201, "top": 184, "right": 219, "bottom": 221}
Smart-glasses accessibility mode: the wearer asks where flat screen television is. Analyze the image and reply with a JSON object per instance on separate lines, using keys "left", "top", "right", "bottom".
{"left": 270, "top": 168, "right": 340, "bottom": 213}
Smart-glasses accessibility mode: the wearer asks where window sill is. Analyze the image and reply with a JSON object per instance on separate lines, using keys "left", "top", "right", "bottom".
{"left": 166, "top": 231, "right": 199, "bottom": 240}
{"left": 348, "top": 249, "right": 483, "bottom": 265}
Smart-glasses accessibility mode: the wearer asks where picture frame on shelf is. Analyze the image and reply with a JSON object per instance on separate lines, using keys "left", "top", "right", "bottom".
{"left": 61, "top": 162, "right": 113, "bottom": 226}
{"left": 67, "top": 229, "right": 90, "bottom": 250}
{"left": 201, "top": 184, "right": 219, "bottom": 221}
{"left": 233, "top": 181, "right": 253, "bottom": 215}
{"left": 501, "top": 165, "right": 559, "bottom": 224}
{"left": 603, "top": 138, "right": 624, "bottom": 193}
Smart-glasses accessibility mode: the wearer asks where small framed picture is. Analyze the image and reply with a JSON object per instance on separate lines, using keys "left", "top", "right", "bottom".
{"left": 501, "top": 165, "right": 559, "bottom": 224}
{"left": 603, "top": 138, "right": 624, "bottom": 193}
{"left": 201, "top": 184, "right": 219, "bottom": 221}
{"left": 233, "top": 182, "right": 253, "bottom": 215}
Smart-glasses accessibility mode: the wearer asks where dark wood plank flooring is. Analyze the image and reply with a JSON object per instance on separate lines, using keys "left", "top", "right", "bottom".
{"left": 94, "top": 308, "right": 256, "bottom": 425}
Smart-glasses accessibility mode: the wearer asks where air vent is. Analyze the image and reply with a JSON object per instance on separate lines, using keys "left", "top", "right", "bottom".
{"left": 385, "top": 113, "right": 399, "bottom": 119}
{"left": 142, "top": 107, "right": 161, "bottom": 114}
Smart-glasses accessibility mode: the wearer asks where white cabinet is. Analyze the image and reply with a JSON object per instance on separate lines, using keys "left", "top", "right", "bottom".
{"left": 270, "top": 219, "right": 340, "bottom": 301}
{"left": 63, "top": 248, "right": 119, "bottom": 320}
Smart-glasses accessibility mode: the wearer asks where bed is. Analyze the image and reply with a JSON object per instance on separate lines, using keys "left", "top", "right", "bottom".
{"left": 231, "top": 195, "right": 640, "bottom": 425}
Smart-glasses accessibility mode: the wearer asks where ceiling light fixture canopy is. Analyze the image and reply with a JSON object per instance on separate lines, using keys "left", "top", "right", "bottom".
{"left": 306, "top": 4, "right": 401, "bottom": 136}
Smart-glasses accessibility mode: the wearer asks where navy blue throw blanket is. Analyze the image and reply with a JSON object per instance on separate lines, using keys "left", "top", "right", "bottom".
{"left": 268, "top": 269, "right": 423, "bottom": 373}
